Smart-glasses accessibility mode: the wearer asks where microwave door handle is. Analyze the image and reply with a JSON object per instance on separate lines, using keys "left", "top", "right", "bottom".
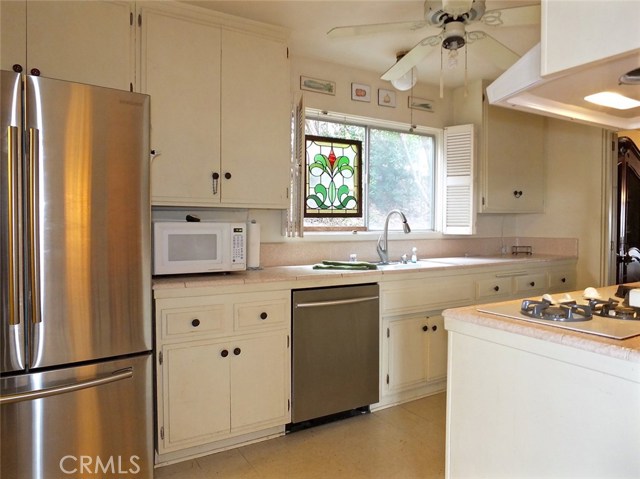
{"left": 28, "top": 128, "right": 41, "bottom": 326}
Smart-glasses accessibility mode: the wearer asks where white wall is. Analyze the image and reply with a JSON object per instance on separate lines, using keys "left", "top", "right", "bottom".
{"left": 514, "top": 119, "right": 607, "bottom": 288}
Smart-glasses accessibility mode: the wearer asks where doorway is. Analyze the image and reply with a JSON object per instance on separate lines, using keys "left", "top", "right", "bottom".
{"left": 616, "top": 135, "right": 640, "bottom": 284}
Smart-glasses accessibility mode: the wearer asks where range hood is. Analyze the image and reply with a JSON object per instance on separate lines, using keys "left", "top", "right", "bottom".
{"left": 486, "top": 43, "right": 640, "bottom": 131}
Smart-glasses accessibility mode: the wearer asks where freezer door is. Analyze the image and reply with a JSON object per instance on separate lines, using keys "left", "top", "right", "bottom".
{"left": 0, "top": 354, "right": 153, "bottom": 479}
{"left": 24, "top": 75, "right": 151, "bottom": 368}
{"left": 1, "top": 70, "right": 25, "bottom": 373}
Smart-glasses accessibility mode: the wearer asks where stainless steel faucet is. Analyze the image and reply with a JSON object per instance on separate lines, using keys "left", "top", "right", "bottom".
{"left": 376, "top": 210, "right": 411, "bottom": 264}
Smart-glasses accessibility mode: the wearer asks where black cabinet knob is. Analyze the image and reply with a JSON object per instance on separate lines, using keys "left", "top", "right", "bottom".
{"left": 191, "top": 319, "right": 200, "bottom": 327}
{"left": 12, "top": 64, "right": 23, "bottom": 73}
{"left": 260, "top": 312, "right": 268, "bottom": 320}
{"left": 30, "top": 68, "right": 41, "bottom": 76}
{"left": 561, "top": 277, "right": 566, "bottom": 283}
{"left": 212, "top": 172, "right": 220, "bottom": 180}
{"left": 493, "top": 285, "right": 500, "bottom": 292}
{"left": 233, "top": 347, "right": 241, "bottom": 356}
{"left": 422, "top": 325, "right": 428, "bottom": 332}
{"left": 224, "top": 172, "right": 232, "bottom": 179}
{"left": 220, "top": 349, "right": 229, "bottom": 358}
{"left": 529, "top": 281, "right": 536, "bottom": 287}
{"left": 432, "top": 325, "right": 438, "bottom": 332}
{"left": 513, "top": 190, "right": 523, "bottom": 198}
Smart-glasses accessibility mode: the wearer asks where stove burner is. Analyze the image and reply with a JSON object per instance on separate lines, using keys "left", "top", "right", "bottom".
{"left": 521, "top": 299, "right": 592, "bottom": 322}
{"left": 588, "top": 298, "right": 640, "bottom": 321}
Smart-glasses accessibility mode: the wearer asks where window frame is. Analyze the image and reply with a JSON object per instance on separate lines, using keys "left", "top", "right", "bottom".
{"left": 303, "top": 109, "right": 443, "bottom": 236}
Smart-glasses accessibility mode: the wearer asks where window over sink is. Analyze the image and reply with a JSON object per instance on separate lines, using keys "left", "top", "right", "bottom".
{"left": 287, "top": 102, "right": 475, "bottom": 238}
{"left": 303, "top": 112, "right": 436, "bottom": 233}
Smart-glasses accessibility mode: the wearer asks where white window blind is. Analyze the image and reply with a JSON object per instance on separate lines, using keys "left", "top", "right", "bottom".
{"left": 443, "top": 124, "right": 476, "bottom": 235}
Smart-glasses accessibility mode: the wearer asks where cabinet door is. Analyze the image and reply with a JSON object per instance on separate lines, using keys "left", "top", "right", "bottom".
{"left": 386, "top": 317, "right": 429, "bottom": 393}
{"left": 230, "top": 332, "right": 290, "bottom": 432}
{"left": 220, "top": 30, "right": 290, "bottom": 208}
{"left": 159, "top": 341, "right": 230, "bottom": 453}
{"left": 426, "top": 315, "right": 447, "bottom": 382}
{"left": 482, "top": 104, "right": 545, "bottom": 213}
{"left": 1, "top": 1, "right": 26, "bottom": 72}
{"left": 24, "top": 1, "right": 133, "bottom": 90}
{"left": 140, "top": 6, "right": 222, "bottom": 206}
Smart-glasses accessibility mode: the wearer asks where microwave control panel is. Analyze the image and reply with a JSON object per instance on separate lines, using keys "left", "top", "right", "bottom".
{"left": 232, "top": 227, "right": 246, "bottom": 263}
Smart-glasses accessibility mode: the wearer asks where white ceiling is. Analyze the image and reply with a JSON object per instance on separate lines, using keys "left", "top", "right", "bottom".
{"left": 186, "top": 0, "right": 541, "bottom": 88}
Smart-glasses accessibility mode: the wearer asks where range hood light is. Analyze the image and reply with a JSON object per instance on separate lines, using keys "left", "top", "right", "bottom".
{"left": 584, "top": 92, "right": 640, "bottom": 110}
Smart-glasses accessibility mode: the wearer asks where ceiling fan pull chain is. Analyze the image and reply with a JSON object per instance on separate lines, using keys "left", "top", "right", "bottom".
{"left": 439, "top": 46, "right": 444, "bottom": 99}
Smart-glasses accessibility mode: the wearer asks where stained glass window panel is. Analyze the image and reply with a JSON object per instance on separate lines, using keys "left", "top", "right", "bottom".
{"left": 304, "top": 135, "right": 362, "bottom": 218}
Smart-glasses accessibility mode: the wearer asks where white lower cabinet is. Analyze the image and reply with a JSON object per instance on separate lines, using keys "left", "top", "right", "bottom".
{"left": 155, "top": 290, "right": 290, "bottom": 463}
{"left": 384, "top": 313, "right": 447, "bottom": 396}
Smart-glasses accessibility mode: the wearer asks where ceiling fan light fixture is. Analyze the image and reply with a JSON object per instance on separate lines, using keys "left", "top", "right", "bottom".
{"left": 390, "top": 51, "right": 418, "bottom": 91}
{"left": 442, "top": 21, "right": 466, "bottom": 50}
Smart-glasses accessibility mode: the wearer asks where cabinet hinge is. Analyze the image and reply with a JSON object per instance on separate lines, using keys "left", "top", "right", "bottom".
{"left": 158, "top": 351, "right": 163, "bottom": 365}
{"left": 287, "top": 47, "right": 289, "bottom": 59}
{"left": 129, "top": 12, "right": 133, "bottom": 26}
{"left": 482, "top": 196, "right": 485, "bottom": 206}
{"left": 138, "top": 14, "right": 142, "bottom": 27}
{"left": 386, "top": 327, "right": 390, "bottom": 338}
{"left": 160, "top": 426, "right": 164, "bottom": 440}
{"left": 129, "top": 83, "right": 133, "bottom": 93}
{"left": 287, "top": 335, "right": 290, "bottom": 348}
{"left": 288, "top": 399, "right": 290, "bottom": 411}
{"left": 386, "top": 374, "right": 389, "bottom": 385}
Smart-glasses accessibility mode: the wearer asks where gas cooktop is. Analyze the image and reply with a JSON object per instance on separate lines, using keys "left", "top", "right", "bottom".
{"left": 478, "top": 284, "right": 640, "bottom": 340}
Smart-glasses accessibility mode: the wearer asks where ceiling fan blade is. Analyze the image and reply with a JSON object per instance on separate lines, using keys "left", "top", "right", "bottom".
{"left": 327, "top": 20, "right": 428, "bottom": 38}
{"left": 380, "top": 35, "right": 441, "bottom": 81}
{"left": 466, "top": 31, "right": 519, "bottom": 70}
{"left": 482, "top": 4, "right": 540, "bottom": 27}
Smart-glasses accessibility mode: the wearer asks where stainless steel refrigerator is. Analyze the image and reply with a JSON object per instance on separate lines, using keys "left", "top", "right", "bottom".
{"left": 1, "top": 71, "right": 153, "bottom": 478}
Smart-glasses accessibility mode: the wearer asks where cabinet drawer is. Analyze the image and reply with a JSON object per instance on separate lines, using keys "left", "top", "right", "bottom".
{"left": 514, "top": 273, "right": 547, "bottom": 294}
{"left": 548, "top": 270, "right": 576, "bottom": 291}
{"left": 234, "top": 299, "right": 287, "bottom": 332}
{"left": 382, "top": 277, "right": 474, "bottom": 315}
{"left": 476, "top": 277, "right": 513, "bottom": 301}
{"left": 162, "top": 305, "right": 227, "bottom": 340}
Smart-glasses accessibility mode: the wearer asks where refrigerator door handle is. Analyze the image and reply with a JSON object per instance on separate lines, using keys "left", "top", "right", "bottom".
{"left": 28, "top": 127, "right": 41, "bottom": 324}
{"left": 7, "top": 125, "right": 20, "bottom": 326}
{"left": 0, "top": 368, "right": 133, "bottom": 405}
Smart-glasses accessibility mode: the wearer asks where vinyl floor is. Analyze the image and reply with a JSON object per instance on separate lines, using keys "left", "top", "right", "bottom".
{"left": 155, "top": 392, "right": 446, "bottom": 479}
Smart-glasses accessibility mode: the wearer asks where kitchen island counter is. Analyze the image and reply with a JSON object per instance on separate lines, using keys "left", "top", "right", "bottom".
{"left": 443, "top": 286, "right": 640, "bottom": 479}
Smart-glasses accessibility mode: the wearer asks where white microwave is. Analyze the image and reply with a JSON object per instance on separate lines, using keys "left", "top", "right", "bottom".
{"left": 153, "top": 221, "right": 246, "bottom": 275}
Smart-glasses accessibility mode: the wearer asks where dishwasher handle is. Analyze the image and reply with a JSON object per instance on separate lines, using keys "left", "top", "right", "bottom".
{"left": 295, "top": 295, "right": 379, "bottom": 309}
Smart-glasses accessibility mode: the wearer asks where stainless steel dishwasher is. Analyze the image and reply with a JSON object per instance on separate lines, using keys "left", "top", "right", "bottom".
{"left": 291, "top": 283, "right": 379, "bottom": 425}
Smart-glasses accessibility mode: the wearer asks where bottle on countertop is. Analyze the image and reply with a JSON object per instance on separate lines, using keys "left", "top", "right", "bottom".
{"left": 411, "top": 247, "right": 417, "bottom": 263}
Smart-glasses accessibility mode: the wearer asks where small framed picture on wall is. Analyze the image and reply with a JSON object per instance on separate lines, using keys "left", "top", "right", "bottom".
{"left": 351, "top": 83, "right": 371, "bottom": 102}
{"left": 378, "top": 89, "right": 396, "bottom": 107}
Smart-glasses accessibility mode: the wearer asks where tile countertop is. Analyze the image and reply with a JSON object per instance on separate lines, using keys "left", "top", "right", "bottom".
{"left": 152, "top": 254, "right": 575, "bottom": 291}
{"left": 443, "top": 283, "right": 640, "bottom": 364}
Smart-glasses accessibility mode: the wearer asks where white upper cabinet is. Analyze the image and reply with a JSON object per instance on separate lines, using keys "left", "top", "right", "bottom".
{"left": 541, "top": 0, "right": 640, "bottom": 77}
{"left": 139, "top": 2, "right": 291, "bottom": 208}
{"left": 139, "top": 4, "right": 222, "bottom": 206}
{"left": 454, "top": 80, "right": 545, "bottom": 214}
{"left": 1, "top": 0, "right": 134, "bottom": 91}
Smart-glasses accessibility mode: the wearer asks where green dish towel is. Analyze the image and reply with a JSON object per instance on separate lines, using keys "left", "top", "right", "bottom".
{"left": 312, "top": 260, "right": 378, "bottom": 270}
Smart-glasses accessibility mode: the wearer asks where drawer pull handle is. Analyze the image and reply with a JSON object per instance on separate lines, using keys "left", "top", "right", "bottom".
{"left": 233, "top": 347, "right": 241, "bottom": 356}
{"left": 260, "top": 312, "right": 268, "bottom": 320}
{"left": 220, "top": 349, "right": 229, "bottom": 358}
{"left": 191, "top": 319, "right": 200, "bottom": 327}
{"left": 432, "top": 325, "right": 438, "bottom": 332}
{"left": 422, "top": 325, "right": 428, "bottom": 332}
{"left": 529, "top": 281, "right": 536, "bottom": 287}
{"left": 493, "top": 285, "right": 500, "bottom": 292}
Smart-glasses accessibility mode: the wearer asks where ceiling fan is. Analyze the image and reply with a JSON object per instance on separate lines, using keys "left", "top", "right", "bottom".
{"left": 327, "top": 0, "right": 540, "bottom": 93}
